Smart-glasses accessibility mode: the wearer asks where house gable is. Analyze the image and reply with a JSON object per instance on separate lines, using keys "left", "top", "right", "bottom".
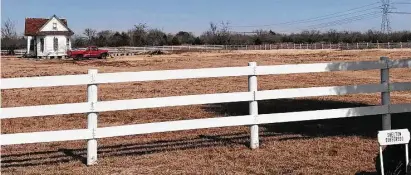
{"left": 24, "top": 15, "right": 73, "bottom": 36}
{"left": 40, "top": 16, "right": 69, "bottom": 32}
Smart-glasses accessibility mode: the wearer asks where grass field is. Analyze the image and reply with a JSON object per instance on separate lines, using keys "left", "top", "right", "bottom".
{"left": 1, "top": 49, "right": 411, "bottom": 174}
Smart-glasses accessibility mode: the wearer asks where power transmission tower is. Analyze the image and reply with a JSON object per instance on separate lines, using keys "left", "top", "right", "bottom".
{"left": 381, "top": 0, "right": 392, "bottom": 33}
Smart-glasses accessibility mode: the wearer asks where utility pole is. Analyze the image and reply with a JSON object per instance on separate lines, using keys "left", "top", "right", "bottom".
{"left": 381, "top": 0, "right": 392, "bottom": 33}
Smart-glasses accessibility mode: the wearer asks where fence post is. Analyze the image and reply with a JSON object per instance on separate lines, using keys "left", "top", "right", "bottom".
{"left": 248, "top": 62, "right": 259, "bottom": 149}
{"left": 87, "top": 69, "right": 98, "bottom": 165}
{"left": 293, "top": 43, "right": 296, "bottom": 49}
{"left": 380, "top": 57, "right": 391, "bottom": 130}
{"left": 400, "top": 42, "right": 403, "bottom": 49}
{"left": 357, "top": 43, "right": 359, "bottom": 49}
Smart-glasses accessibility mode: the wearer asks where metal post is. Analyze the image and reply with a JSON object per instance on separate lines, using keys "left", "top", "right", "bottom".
{"left": 406, "top": 144, "right": 409, "bottom": 173}
{"left": 300, "top": 43, "right": 302, "bottom": 49}
{"left": 87, "top": 69, "right": 98, "bottom": 165}
{"left": 293, "top": 43, "right": 295, "bottom": 49}
{"left": 380, "top": 57, "right": 391, "bottom": 130}
{"left": 380, "top": 146, "right": 385, "bottom": 175}
{"left": 248, "top": 62, "right": 258, "bottom": 149}
{"left": 322, "top": 43, "right": 324, "bottom": 50}
{"left": 357, "top": 43, "right": 359, "bottom": 49}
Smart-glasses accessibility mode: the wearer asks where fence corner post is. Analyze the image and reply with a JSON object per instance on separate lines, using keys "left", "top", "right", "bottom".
{"left": 87, "top": 69, "right": 98, "bottom": 165}
{"left": 248, "top": 62, "right": 259, "bottom": 149}
{"left": 380, "top": 57, "right": 391, "bottom": 130}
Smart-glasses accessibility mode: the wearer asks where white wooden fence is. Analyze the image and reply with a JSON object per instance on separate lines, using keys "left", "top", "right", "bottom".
{"left": 101, "top": 42, "right": 411, "bottom": 55}
{"left": 2, "top": 42, "right": 410, "bottom": 57}
{"left": 1, "top": 57, "right": 411, "bottom": 165}
{"left": 1, "top": 49, "right": 26, "bottom": 56}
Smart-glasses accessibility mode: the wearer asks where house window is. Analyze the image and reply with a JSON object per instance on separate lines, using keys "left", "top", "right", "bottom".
{"left": 40, "top": 38, "right": 44, "bottom": 52}
{"left": 53, "top": 37, "right": 58, "bottom": 51}
{"left": 66, "top": 37, "right": 70, "bottom": 49}
{"left": 30, "top": 39, "right": 35, "bottom": 51}
{"left": 53, "top": 23, "right": 57, "bottom": 30}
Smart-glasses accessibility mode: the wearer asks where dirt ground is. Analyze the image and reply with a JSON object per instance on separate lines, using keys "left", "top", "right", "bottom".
{"left": 1, "top": 49, "right": 411, "bottom": 174}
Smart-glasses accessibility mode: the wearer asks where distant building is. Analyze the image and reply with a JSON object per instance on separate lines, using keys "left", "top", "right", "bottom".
{"left": 24, "top": 15, "right": 74, "bottom": 58}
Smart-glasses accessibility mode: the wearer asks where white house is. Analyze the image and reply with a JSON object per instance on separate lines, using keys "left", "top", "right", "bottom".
{"left": 24, "top": 15, "right": 74, "bottom": 58}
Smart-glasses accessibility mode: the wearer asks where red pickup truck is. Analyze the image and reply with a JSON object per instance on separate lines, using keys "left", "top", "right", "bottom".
{"left": 67, "top": 46, "right": 109, "bottom": 60}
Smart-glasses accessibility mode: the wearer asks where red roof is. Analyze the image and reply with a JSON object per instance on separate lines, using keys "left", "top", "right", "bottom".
{"left": 24, "top": 17, "right": 70, "bottom": 36}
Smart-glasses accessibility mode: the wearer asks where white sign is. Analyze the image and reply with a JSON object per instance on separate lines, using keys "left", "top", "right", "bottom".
{"left": 378, "top": 129, "right": 410, "bottom": 146}
{"left": 377, "top": 129, "right": 410, "bottom": 175}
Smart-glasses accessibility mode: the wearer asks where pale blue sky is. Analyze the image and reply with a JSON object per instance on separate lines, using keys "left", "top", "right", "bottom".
{"left": 2, "top": 0, "right": 410, "bottom": 36}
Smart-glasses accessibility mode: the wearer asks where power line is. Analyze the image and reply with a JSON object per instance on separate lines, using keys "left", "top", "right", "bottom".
{"left": 273, "top": 7, "right": 380, "bottom": 27}
{"left": 229, "top": 2, "right": 381, "bottom": 28}
{"left": 389, "top": 11, "right": 411, "bottom": 14}
{"left": 308, "top": 12, "right": 381, "bottom": 30}
{"left": 391, "top": 2, "right": 411, "bottom": 4}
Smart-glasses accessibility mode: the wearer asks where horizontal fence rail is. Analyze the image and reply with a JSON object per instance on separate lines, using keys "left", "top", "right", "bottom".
{"left": 2, "top": 59, "right": 410, "bottom": 89}
{"left": 4, "top": 83, "right": 411, "bottom": 119}
{"left": 1, "top": 57, "right": 411, "bottom": 166}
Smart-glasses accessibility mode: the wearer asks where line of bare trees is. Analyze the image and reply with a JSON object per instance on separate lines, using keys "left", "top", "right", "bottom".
{"left": 72, "top": 22, "right": 411, "bottom": 48}
{"left": 2, "top": 18, "right": 411, "bottom": 52}
{"left": 73, "top": 23, "right": 202, "bottom": 48}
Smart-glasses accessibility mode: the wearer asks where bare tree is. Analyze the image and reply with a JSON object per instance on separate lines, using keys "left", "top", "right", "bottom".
{"left": 218, "top": 21, "right": 231, "bottom": 45}
{"left": 83, "top": 28, "right": 97, "bottom": 45}
{"left": 129, "top": 23, "right": 147, "bottom": 46}
{"left": 146, "top": 29, "right": 167, "bottom": 46}
{"left": 1, "top": 18, "right": 17, "bottom": 38}
{"left": 210, "top": 22, "right": 217, "bottom": 35}
{"left": 1, "top": 18, "right": 20, "bottom": 55}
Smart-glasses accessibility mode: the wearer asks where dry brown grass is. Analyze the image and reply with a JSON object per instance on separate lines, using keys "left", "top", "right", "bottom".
{"left": 1, "top": 49, "right": 411, "bottom": 174}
